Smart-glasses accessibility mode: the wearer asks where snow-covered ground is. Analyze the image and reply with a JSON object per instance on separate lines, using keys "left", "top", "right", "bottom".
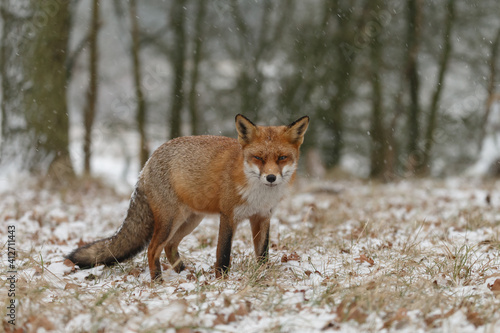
{"left": 2, "top": 173, "right": 500, "bottom": 332}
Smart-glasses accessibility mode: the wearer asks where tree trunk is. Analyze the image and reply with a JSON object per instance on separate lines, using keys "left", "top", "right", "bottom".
{"left": 229, "top": 0, "right": 271, "bottom": 121}
{"left": 479, "top": 27, "right": 500, "bottom": 152}
{"left": 168, "top": 0, "right": 186, "bottom": 139}
{"left": 369, "top": 20, "right": 386, "bottom": 179}
{"left": 419, "top": 0, "right": 455, "bottom": 175}
{"left": 1, "top": 1, "right": 74, "bottom": 179}
{"left": 129, "top": 0, "right": 149, "bottom": 168}
{"left": 188, "top": 1, "right": 206, "bottom": 135}
{"left": 406, "top": 0, "right": 423, "bottom": 172}
{"left": 83, "top": 0, "right": 100, "bottom": 175}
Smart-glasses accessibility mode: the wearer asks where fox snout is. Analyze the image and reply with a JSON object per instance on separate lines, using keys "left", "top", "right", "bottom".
{"left": 263, "top": 173, "right": 278, "bottom": 187}
{"left": 266, "top": 174, "right": 277, "bottom": 183}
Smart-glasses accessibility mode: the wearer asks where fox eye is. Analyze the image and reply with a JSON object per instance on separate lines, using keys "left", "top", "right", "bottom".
{"left": 253, "top": 156, "right": 264, "bottom": 162}
{"left": 278, "top": 156, "right": 288, "bottom": 161}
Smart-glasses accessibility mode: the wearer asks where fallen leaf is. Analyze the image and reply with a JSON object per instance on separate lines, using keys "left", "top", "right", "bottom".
{"left": 213, "top": 313, "right": 226, "bottom": 326}
{"left": 488, "top": 279, "right": 500, "bottom": 293}
{"left": 176, "top": 328, "right": 192, "bottom": 333}
{"left": 3, "top": 320, "right": 23, "bottom": 333}
{"left": 355, "top": 254, "right": 374, "bottom": 266}
{"left": 28, "top": 315, "right": 55, "bottom": 331}
{"left": 425, "top": 308, "right": 455, "bottom": 328}
{"left": 63, "top": 259, "right": 77, "bottom": 275}
{"left": 64, "top": 283, "right": 79, "bottom": 290}
{"left": 382, "top": 308, "right": 408, "bottom": 330}
{"left": 64, "top": 258, "right": 75, "bottom": 268}
{"left": 235, "top": 303, "right": 249, "bottom": 316}
{"left": 466, "top": 311, "right": 484, "bottom": 327}
{"left": 128, "top": 268, "right": 142, "bottom": 278}
{"left": 227, "top": 312, "right": 237, "bottom": 323}
{"left": 348, "top": 308, "right": 368, "bottom": 324}
{"left": 281, "top": 251, "right": 301, "bottom": 263}
{"left": 335, "top": 299, "right": 368, "bottom": 324}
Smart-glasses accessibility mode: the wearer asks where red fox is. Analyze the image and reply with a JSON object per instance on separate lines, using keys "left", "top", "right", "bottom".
{"left": 67, "top": 114, "right": 309, "bottom": 281}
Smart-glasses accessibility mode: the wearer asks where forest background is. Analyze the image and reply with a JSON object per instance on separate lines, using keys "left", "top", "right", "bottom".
{"left": 1, "top": 0, "right": 500, "bottom": 183}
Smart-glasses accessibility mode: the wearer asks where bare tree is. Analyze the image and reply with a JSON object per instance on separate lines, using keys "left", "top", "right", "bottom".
{"left": 188, "top": 1, "right": 206, "bottom": 135}
{"left": 419, "top": 0, "right": 456, "bottom": 175}
{"left": 168, "top": 0, "right": 187, "bottom": 139}
{"left": 479, "top": 27, "right": 500, "bottom": 151}
{"left": 368, "top": 1, "right": 386, "bottom": 179}
{"left": 129, "top": 0, "right": 149, "bottom": 168}
{"left": 1, "top": 0, "right": 74, "bottom": 179}
{"left": 83, "top": 0, "right": 100, "bottom": 174}
{"left": 405, "top": 0, "right": 423, "bottom": 171}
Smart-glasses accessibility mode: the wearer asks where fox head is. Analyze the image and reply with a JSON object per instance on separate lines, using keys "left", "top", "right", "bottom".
{"left": 235, "top": 114, "right": 309, "bottom": 188}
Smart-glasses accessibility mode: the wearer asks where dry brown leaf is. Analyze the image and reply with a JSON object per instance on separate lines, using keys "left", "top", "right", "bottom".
{"left": 64, "top": 283, "right": 79, "bottom": 290}
{"left": 63, "top": 258, "right": 75, "bottom": 268}
{"left": 466, "top": 311, "right": 484, "bottom": 327}
{"left": 227, "top": 312, "right": 237, "bottom": 323}
{"left": 425, "top": 308, "right": 455, "bottom": 328}
{"left": 382, "top": 308, "right": 408, "bottom": 330}
{"left": 281, "top": 251, "right": 301, "bottom": 263}
{"left": 335, "top": 299, "right": 368, "bottom": 324}
{"left": 347, "top": 307, "right": 368, "bottom": 324}
{"left": 213, "top": 313, "right": 226, "bottom": 326}
{"left": 128, "top": 268, "right": 142, "bottom": 278}
{"left": 34, "top": 265, "right": 44, "bottom": 275}
{"left": 63, "top": 258, "right": 77, "bottom": 275}
{"left": 3, "top": 320, "right": 23, "bottom": 333}
{"left": 289, "top": 251, "right": 301, "bottom": 261}
{"left": 487, "top": 278, "right": 500, "bottom": 293}
{"left": 355, "top": 254, "right": 375, "bottom": 266}
{"left": 235, "top": 303, "right": 249, "bottom": 316}
{"left": 28, "top": 315, "right": 55, "bottom": 331}
{"left": 176, "top": 328, "right": 192, "bottom": 333}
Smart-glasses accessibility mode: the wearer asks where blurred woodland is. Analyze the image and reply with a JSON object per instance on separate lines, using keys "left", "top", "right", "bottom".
{"left": 1, "top": 0, "right": 500, "bottom": 183}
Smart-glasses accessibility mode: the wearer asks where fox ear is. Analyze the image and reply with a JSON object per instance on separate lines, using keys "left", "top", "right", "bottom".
{"left": 286, "top": 116, "right": 309, "bottom": 145}
{"left": 235, "top": 114, "right": 258, "bottom": 145}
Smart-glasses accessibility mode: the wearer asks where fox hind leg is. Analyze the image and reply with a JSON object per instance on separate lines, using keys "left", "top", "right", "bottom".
{"left": 147, "top": 207, "right": 185, "bottom": 281}
{"left": 164, "top": 213, "right": 204, "bottom": 273}
{"left": 148, "top": 222, "right": 171, "bottom": 281}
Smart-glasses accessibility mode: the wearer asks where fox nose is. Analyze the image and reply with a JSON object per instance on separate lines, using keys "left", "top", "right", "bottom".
{"left": 266, "top": 174, "right": 277, "bottom": 183}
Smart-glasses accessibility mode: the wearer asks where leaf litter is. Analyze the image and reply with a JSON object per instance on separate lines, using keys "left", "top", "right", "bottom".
{"left": 1, "top": 176, "right": 500, "bottom": 332}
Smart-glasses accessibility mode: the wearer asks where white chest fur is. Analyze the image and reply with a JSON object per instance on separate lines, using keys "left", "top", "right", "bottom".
{"left": 233, "top": 176, "right": 289, "bottom": 222}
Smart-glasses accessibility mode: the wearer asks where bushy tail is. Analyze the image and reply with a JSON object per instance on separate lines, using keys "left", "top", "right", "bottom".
{"left": 66, "top": 184, "right": 154, "bottom": 268}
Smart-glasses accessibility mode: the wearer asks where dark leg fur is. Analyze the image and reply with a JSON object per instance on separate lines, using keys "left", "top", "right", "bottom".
{"left": 215, "top": 214, "right": 234, "bottom": 278}
{"left": 250, "top": 215, "right": 271, "bottom": 264}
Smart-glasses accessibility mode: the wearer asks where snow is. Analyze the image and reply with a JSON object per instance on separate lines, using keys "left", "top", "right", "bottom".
{"left": 2, "top": 171, "right": 500, "bottom": 332}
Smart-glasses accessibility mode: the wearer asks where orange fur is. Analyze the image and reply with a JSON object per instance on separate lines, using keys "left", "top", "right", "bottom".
{"left": 67, "top": 114, "right": 309, "bottom": 282}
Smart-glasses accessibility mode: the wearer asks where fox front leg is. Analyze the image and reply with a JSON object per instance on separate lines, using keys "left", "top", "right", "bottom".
{"left": 215, "top": 213, "right": 234, "bottom": 278}
{"left": 250, "top": 215, "right": 270, "bottom": 264}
